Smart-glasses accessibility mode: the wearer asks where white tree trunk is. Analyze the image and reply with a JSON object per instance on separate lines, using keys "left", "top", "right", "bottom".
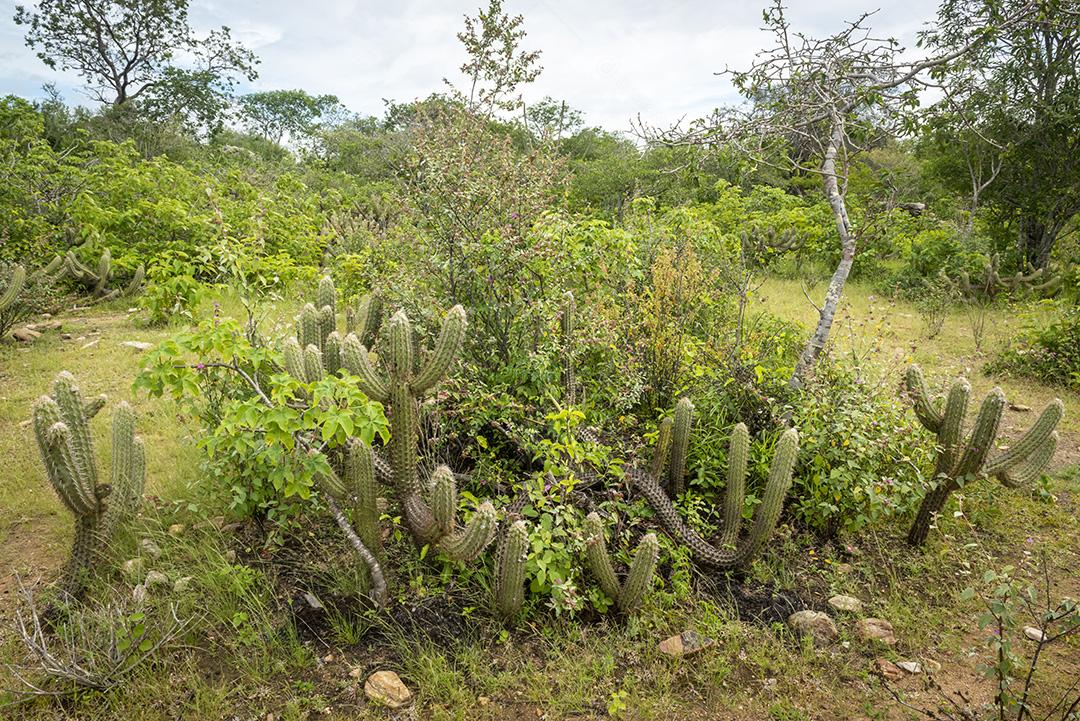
{"left": 788, "top": 120, "right": 855, "bottom": 388}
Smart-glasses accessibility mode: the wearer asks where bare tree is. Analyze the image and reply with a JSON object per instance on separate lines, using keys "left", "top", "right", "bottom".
{"left": 639, "top": 0, "right": 1035, "bottom": 388}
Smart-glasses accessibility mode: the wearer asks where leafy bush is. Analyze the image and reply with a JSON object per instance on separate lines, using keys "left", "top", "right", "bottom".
{"left": 139, "top": 252, "right": 204, "bottom": 326}
{"left": 987, "top": 301, "right": 1080, "bottom": 390}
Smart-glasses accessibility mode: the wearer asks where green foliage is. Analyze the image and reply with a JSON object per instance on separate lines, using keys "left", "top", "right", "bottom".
{"left": 987, "top": 301, "right": 1080, "bottom": 390}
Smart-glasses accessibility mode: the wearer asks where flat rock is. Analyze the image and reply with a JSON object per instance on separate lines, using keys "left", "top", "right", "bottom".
{"left": 145, "top": 570, "right": 170, "bottom": 589}
{"left": 81, "top": 339, "right": 99, "bottom": 349}
{"left": 12, "top": 327, "right": 40, "bottom": 342}
{"left": 897, "top": 661, "right": 922, "bottom": 674}
{"left": 872, "top": 658, "right": 904, "bottom": 681}
{"left": 61, "top": 332, "right": 72, "bottom": 340}
{"left": 364, "top": 670, "right": 412, "bottom": 709}
{"left": 856, "top": 618, "right": 896, "bottom": 646}
{"left": 787, "top": 610, "right": 838, "bottom": 644}
{"left": 1024, "top": 626, "right": 1046, "bottom": 642}
{"left": 1009, "top": 403, "right": 1032, "bottom": 412}
{"left": 658, "top": 630, "right": 716, "bottom": 658}
{"left": 121, "top": 341, "right": 154, "bottom": 351}
{"left": 27, "top": 321, "right": 62, "bottom": 331}
{"left": 835, "top": 563, "right": 854, "bottom": 574}
{"left": 827, "top": 594, "right": 863, "bottom": 613}
{"left": 139, "top": 538, "right": 162, "bottom": 559}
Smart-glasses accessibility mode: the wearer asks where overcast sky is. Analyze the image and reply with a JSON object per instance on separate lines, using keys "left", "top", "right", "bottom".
{"left": 0, "top": 0, "right": 943, "bottom": 133}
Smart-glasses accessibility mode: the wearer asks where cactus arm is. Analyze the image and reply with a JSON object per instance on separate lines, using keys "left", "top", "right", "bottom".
{"left": 438, "top": 501, "right": 497, "bottom": 561}
{"left": 584, "top": 512, "right": 622, "bottom": 601}
{"left": 298, "top": 304, "right": 320, "bottom": 352}
{"left": 430, "top": 465, "right": 457, "bottom": 537}
{"left": 83, "top": 394, "right": 107, "bottom": 419}
{"left": 317, "top": 276, "right": 337, "bottom": 317}
{"left": 52, "top": 373, "right": 99, "bottom": 494}
{"left": 583, "top": 512, "right": 658, "bottom": 613}
{"left": 649, "top": 417, "right": 673, "bottom": 481}
{"left": 561, "top": 291, "right": 576, "bottom": 404}
{"left": 983, "top": 399, "right": 1063, "bottom": 477}
{"left": 282, "top": 337, "right": 306, "bottom": 381}
{"left": 345, "top": 440, "right": 382, "bottom": 560}
{"left": 734, "top": 428, "right": 798, "bottom": 567}
{"left": 997, "top": 431, "right": 1058, "bottom": 488}
{"left": 318, "top": 305, "right": 335, "bottom": 348}
{"left": 936, "top": 379, "right": 971, "bottom": 476}
{"left": 495, "top": 520, "right": 529, "bottom": 618}
{"left": 953, "top": 388, "right": 1005, "bottom": 480}
{"left": 340, "top": 335, "right": 390, "bottom": 402}
{"left": 323, "top": 332, "right": 342, "bottom": 375}
{"left": 412, "top": 305, "right": 466, "bottom": 394}
{"left": 347, "top": 294, "right": 382, "bottom": 346}
{"left": 905, "top": 365, "right": 943, "bottom": 433}
{"left": 720, "top": 423, "right": 749, "bottom": 550}
{"left": 668, "top": 398, "right": 694, "bottom": 495}
{"left": 122, "top": 265, "right": 145, "bottom": 297}
{"left": 617, "top": 533, "right": 658, "bottom": 612}
{"left": 1, "top": 264, "right": 26, "bottom": 310}
{"left": 303, "top": 345, "right": 325, "bottom": 383}
{"left": 93, "top": 249, "right": 112, "bottom": 297}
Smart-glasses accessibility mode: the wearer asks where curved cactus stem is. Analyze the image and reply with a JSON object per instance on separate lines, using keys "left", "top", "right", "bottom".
{"left": 998, "top": 431, "right": 1058, "bottom": 488}
{"left": 438, "top": 501, "right": 497, "bottom": 561}
{"left": 412, "top": 305, "right": 466, "bottom": 394}
{"left": 495, "top": 519, "right": 529, "bottom": 619}
{"left": 584, "top": 512, "right": 659, "bottom": 613}
{"left": 1, "top": 264, "right": 26, "bottom": 310}
{"left": 122, "top": 265, "right": 145, "bottom": 297}
{"left": 720, "top": 423, "right": 749, "bottom": 550}
{"left": 905, "top": 365, "right": 943, "bottom": 433}
{"left": 341, "top": 334, "right": 389, "bottom": 402}
{"left": 282, "top": 337, "right": 306, "bottom": 381}
{"left": 984, "top": 399, "right": 1063, "bottom": 478}
{"left": 346, "top": 294, "right": 382, "bottom": 346}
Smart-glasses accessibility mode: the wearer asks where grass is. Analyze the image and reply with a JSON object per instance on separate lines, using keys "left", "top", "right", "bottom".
{"left": 0, "top": 283, "right": 1077, "bottom": 720}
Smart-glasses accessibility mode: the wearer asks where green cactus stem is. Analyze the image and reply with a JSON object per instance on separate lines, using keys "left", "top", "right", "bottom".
{"left": 668, "top": 397, "right": 693, "bottom": 495}
{"left": 904, "top": 365, "right": 1062, "bottom": 546}
{"left": 1, "top": 264, "right": 26, "bottom": 312}
{"left": 32, "top": 372, "right": 145, "bottom": 601}
{"left": 317, "top": 275, "right": 337, "bottom": 317}
{"left": 494, "top": 519, "right": 529, "bottom": 619}
{"left": 632, "top": 399, "right": 799, "bottom": 569}
{"left": 346, "top": 293, "right": 382, "bottom": 346}
{"left": 583, "top": 512, "right": 658, "bottom": 613}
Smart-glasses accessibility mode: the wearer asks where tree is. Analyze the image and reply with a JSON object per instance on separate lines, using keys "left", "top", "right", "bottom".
{"left": 446, "top": 0, "right": 542, "bottom": 117}
{"left": 641, "top": 0, "right": 1036, "bottom": 387}
{"left": 525, "top": 96, "right": 583, "bottom": 140}
{"left": 14, "top": 0, "right": 257, "bottom": 129}
{"left": 238, "top": 90, "right": 345, "bottom": 145}
{"left": 921, "top": 0, "right": 1080, "bottom": 269}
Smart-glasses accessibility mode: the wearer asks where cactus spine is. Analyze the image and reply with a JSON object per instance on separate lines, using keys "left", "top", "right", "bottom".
{"left": 583, "top": 513, "right": 658, "bottom": 612}
{"left": 632, "top": 398, "right": 799, "bottom": 569}
{"left": 494, "top": 519, "right": 529, "bottom": 619}
{"left": 904, "top": 365, "right": 1062, "bottom": 546}
{"left": 32, "top": 373, "right": 145, "bottom": 600}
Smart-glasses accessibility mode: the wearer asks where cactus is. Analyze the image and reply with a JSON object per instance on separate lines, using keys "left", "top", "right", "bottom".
{"left": 317, "top": 275, "right": 337, "bottom": 317}
{"left": 1, "top": 264, "right": 26, "bottom": 313}
{"left": 904, "top": 365, "right": 1062, "bottom": 546}
{"left": 583, "top": 512, "right": 658, "bottom": 612}
{"left": 494, "top": 519, "right": 529, "bottom": 619}
{"left": 32, "top": 373, "right": 145, "bottom": 601}
{"left": 631, "top": 398, "right": 799, "bottom": 569}
{"left": 560, "top": 291, "right": 576, "bottom": 404}
{"left": 346, "top": 293, "right": 382, "bottom": 346}
{"left": 62, "top": 249, "right": 144, "bottom": 300}
{"left": 668, "top": 397, "right": 693, "bottom": 495}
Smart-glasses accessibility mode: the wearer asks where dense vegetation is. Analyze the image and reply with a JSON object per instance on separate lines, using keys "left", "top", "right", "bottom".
{"left": 1, "top": 0, "right": 1078, "bottom": 719}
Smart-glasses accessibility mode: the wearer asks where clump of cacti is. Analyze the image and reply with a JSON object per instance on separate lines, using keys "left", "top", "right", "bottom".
{"left": 631, "top": 398, "right": 799, "bottom": 569}
{"left": 494, "top": 519, "right": 530, "bottom": 619}
{"left": 32, "top": 372, "right": 145, "bottom": 601}
{"left": 904, "top": 365, "right": 1062, "bottom": 546}
{"left": 342, "top": 304, "right": 496, "bottom": 558}
{"left": 62, "top": 249, "right": 144, "bottom": 301}
{"left": 583, "top": 512, "right": 658, "bottom": 612}
{"left": 288, "top": 276, "right": 376, "bottom": 379}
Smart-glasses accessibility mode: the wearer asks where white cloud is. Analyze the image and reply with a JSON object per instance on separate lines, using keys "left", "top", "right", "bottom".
{"left": 1, "top": 0, "right": 943, "bottom": 131}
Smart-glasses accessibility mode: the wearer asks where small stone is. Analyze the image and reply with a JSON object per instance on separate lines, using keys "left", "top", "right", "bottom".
{"left": 132, "top": 583, "right": 147, "bottom": 603}
{"left": 1024, "top": 626, "right": 1047, "bottom": 642}
{"left": 873, "top": 658, "right": 904, "bottom": 681}
{"left": 856, "top": 618, "right": 897, "bottom": 646}
{"left": 835, "top": 563, "right": 854, "bottom": 574}
{"left": 787, "top": 610, "right": 838, "bottom": 644}
{"left": 168, "top": 523, "right": 186, "bottom": 537}
{"left": 1009, "top": 403, "right": 1032, "bottom": 412}
{"left": 145, "top": 570, "right": 170, "bottom": 589}
{"left": 828, "top": 594, "right": 863, "bottom": 613}
{"left": 349, "top": 666, "right": 363, "bottom": 679}
{"left": 302, "top": 592, "right": 325, "bottom": 611}
{"left": 28, "top": 320, "right": 62, "bottom": 331}
{"left": 12, "top": 327, "right": 40, "bottom": 342}
{"left": 658, "top": 630, "right": 716, "bottom": 657}
{"left": 173, "top": 576, "right": 194, "bottom": 593}
{"left": 897, "top": 661, "right": 922, "bottom": 674}
{"left": 924, "top": 658, "right": 942, "bottom": 673}
{"left": 364, "top": 670, "right": 412, "bottom": 709}
{"left": 122, "top": 557, "right": 146, "bottom": 582}
{"left": 122, "top": 341, "right": 154, "bottom": 351}
{"left": 81, "top": 339, "right": 99, "bottom": 349}
{"left": 61, "top": 333, "right": 72, "bottom": 340}
{"left": 139, "top": 538, "right": 163, "bottom": 559}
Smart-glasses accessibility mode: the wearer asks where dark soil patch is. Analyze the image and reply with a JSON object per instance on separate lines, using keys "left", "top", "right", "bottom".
{"left": 699, "top": 573, "right": 821, "bottom": 625}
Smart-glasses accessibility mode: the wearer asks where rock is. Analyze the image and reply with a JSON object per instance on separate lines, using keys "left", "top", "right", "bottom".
{"left": 897, "top": 661, "right": 922, "bottom": 674}
{"left": 28, "top": 320, "right": 62, "bottom": 331}
{"left": 168, "top": 523, "right": 186, "bottom": 537}
{"left": 872, "top": 658, "right": 904, "bottom": 681}
{"left": 302, "top": 592, "right": 325, "bottom": 611}
{"left": 12, "top": 327, "right": 41, "bottom": 342}
{"left": 121, "top": 341, "right": 154, "bottom": 351}
{"left": 787, "top": 610, "right": 838, "bottom": 644}
{"left": 828, "top": 594, "right": 863, "bottom": 613}
{"left": 132, "top": 583, "right": 147, "bottom": 604}
{"left": 81, "top": 339, "right": 99, "bottom": 349}
{"left": 61, "top": 333, "right": 72, "bottom": 340}
{"left": 122, "top": 557, "right": 146, "bottom": 582}
{"left": 924, "top": 658, "right": 942, "bottom": 673}
{"left": 145, "top": 570, "right": 170, "bottom": 589}
{"left": 1009, "top": 403, "right": 1032, "bottom": 412}
{"left": 835, "top": 563, "right": 854, "bottom": 574}
{"left": 856, "top": 618, "right": 897, "bottom": 646}
{"left": 364, "top": 670, "right": 412, "bottom": 709}
{"left": 349, "top": 666, "right": 363, "bottom": 679}
{"left": 173, "top": 576, "right": 194, "bottom": 593}
{"left": 139, "top": 538, "right": 163, "bottom": 560}
{"left": 658, "top": 630, "right": 716, "bottom": 658}
{"left": 1024, "top": 626, "right": 1046, "bottom": 642}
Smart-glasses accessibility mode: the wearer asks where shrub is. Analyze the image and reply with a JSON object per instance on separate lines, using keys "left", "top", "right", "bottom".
{"left": 987, "top": 301, "right": 1080, "bottom": 390}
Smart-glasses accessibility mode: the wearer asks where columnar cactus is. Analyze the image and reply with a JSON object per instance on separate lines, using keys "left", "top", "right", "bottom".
{"left": 62, "top": 249, "right": 144, "bottom": 300}
{"left": 32, "top": 372, "right": 145, "bottom": 600}
{"left": 1, "top": 264, "right": 26, "bottom": 313}
{"left": 346, "top": 294, "right": 382, "bottom": 346}
{"left": 289, "top": 277, "right": 371, "bottom": 378}
{"left": 341, "top": 305, "right": 495, "bottom": 558}
{"left": 560, "top": 291, "right": 576, "bottom": 405}
{"left": 494, "top": 519, "right": 529, "bottom": 619}
{"left": 904, "top": 365, "right": 1062, "bottom": 546}
{"left": 631, "top": 398, "right": 799, "bottom": 569}
{"left": 583, "top": 512, "right": 658, "bottom": 612}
